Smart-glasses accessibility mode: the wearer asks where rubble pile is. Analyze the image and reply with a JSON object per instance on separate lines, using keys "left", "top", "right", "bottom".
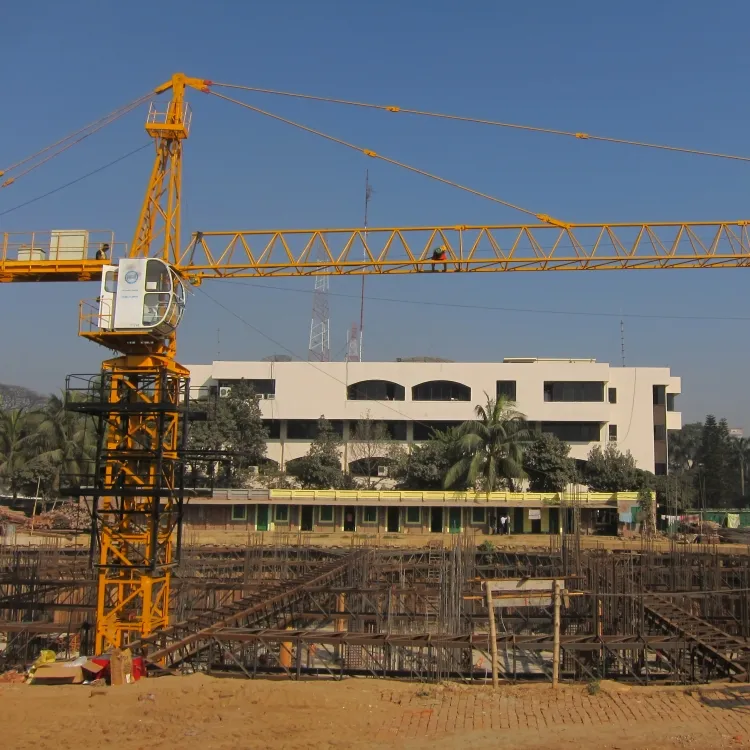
{"left": 0, "top": 501, "right": 90, "bottom": 532}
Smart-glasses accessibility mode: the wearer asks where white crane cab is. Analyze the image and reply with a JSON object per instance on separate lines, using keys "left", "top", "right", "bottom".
{"left": 97, "top": 258, "right": 186, "bottom": 335}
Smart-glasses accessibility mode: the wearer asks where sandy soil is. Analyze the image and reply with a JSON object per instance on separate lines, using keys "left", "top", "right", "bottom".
{"left": 3, "top": 674, "right": 750, "bottom": 750}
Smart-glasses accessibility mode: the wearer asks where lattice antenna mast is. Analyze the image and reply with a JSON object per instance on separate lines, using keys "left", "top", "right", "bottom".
{"left": 308, "top": 236, "right": 331, "bottom": 361}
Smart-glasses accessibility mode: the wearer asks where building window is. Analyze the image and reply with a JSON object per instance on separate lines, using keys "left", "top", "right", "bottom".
{"left": 263, "top": 420, "right": 281, "bottom": 439}
{"left": 653, "top": 385, "right": 666, "bottom": 405}
{"left": 413, "top": 420, "right": 462, "bottom": 441}
{"left": 543, "top": 382, "right": 604, "bottom": 402}
{"left": 406, "top": 507, "right": 421, "bottom": 524}
{"left": 541, "top": 421, "right": 601, "bottom": 442}
{"left": 274, "top": 504, "right": 289, "bottom": 522}
{"left": 472, "top": 507, "right": 486, "bottom": 524}
{"left": 667, "top": 393, "right": 676, "bottom": 412}
{"left": 497, "top": 381, "right": 517, "bottom": 401}
{"left": 231, "top": 505, "right": 248, "bottom": 521}
{"left": 287, "top": 420, "right": 344, "bottom": 439}
{"left": 412, "top": 380, "right": 471, "bottom": 402}
{"left": 218, "top": 378, "right": 275, "bottom": 397}
{"left": 654, "top": 424, "right": 666, "bottom": 441}
{"left": 364, "top": 506, "right": 377, "bottom": 523}
{"left": 608, "top": 387, "right": 617, "bottom": 404}
{"left": 319, "top": 506, "right": 333, "bottom": 522}
{"left": 655, "top": 463, "right": 667, "bottom": 476}
{"left": 348, "top": 420, "right": 407, "bottom": 441}
{"left": 347, "top": 380, "right": 405, "bottom": 401}
{"left": 609, "top": 424, "right": 618, "bottom": 441}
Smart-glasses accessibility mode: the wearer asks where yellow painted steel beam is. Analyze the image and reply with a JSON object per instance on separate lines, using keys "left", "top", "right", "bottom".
{"left": 178, "top": 220, "right": 750, "bottom": 280}
{"left": 3, "top": 220, "right": 749, "bottom": 283}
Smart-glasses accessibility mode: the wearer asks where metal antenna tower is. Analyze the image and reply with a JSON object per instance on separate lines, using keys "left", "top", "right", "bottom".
{"left": 308, "top": 237, "right": 331, "bottom": 361}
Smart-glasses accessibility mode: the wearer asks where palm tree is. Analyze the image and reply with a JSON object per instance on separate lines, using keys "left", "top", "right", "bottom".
{"left": 444, "top": 394, "right": 532, "bottom": 493}
{"left": 668, "top": 423, "right": 701, "bottom": 473}
{"left": 0, "top": 407, "right": 39, "bottom": 499}
{"left": 732, "top": 436, "right": 750, "bottom": 498}
{"left": 34, "top": 392, "right": 97, "bottom": 494}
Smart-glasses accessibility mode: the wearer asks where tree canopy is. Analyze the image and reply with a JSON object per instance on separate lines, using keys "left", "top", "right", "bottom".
{"left": 522, "top": 433, "right": 578, "bottom": 492}
{"left": 583, "top": 444, "right": 644, "bottom": 493}
{"left": 286, "top": 417, "right": 352, "bottom": 489}
{"left": 445, "top": 394, "right": 531, "bottom": 492}
{"left": 0, "top": 393, "right": 96, "bottom": 500}
{"left": 187, "top": 380, "right": 268, "bottom": 487}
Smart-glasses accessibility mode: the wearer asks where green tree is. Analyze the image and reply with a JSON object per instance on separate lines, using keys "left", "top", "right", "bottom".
{"left": 638, "top": 487, "right": 656, "bottom": 536}
{"left": 187, "top": 380, "right": 268, "bottom": 487}
{"left": 669, "top": 422, "right": 702, "bottom": 473}
{"left": 0, "top": 408, "right": 39, "bottom": 499}
{"left": 696, "top": 415, "right": 734, "bottom": 507}
{"left": 287, "top": 417, "right": 348, "bottom": 489}
{"left": 654, "top": 472, "right": 697, "bottom": 511}
{"left": 34, "top": 392, "right": 97, "bottom": 496}
{"left": 522, "top": 433, "right": 577, "bottom": 491}
{"left": 584, "top": 443, "right": 641, "bottom": 492}
{"left": 731, "top": 436, "right": 750, "bottom": 499}
{"left": 393, "top": 426, "right": 458, "bottom": 490}
{"left": 444, "top": 394, "right": 531, "bottom": 492}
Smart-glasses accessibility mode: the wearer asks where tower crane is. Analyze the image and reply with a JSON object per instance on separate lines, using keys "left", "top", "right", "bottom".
{"left": 1, "top": 73, "right": 749, "bottom": 654}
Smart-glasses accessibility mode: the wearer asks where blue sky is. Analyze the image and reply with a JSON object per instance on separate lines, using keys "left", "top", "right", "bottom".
{"left": 2, "top": 0, "right": 750, "bottom": 428}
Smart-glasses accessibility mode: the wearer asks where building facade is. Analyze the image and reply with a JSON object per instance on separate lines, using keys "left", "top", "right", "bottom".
{"left": 186, "top": 357, "right": 681, "bottom": 475}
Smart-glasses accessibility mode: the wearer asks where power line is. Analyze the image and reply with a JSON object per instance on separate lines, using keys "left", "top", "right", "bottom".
{"left": 211, "top": 277, "right": 750, "bottom": 323}
{"left": 193, "top": 284, "right": 445, "bottom": 431}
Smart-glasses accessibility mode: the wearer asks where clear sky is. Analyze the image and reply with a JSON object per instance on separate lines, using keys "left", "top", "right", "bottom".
{"left": 1, "top": 0, "right": 749, "bottom": 429}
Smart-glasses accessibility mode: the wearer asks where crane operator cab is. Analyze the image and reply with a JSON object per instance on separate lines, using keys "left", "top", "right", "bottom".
{"left": 97, "top": 258, "right": 186, "bottom": 336}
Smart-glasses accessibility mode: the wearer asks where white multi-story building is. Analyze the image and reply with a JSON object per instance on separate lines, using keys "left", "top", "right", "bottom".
{"left": 186, "top": 356, "right": 681, "bottom": 476}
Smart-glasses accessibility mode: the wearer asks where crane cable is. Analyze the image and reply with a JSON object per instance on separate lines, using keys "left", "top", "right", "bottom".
{"left": 209, "top": 90, "right": 568, "bottom": 227}
{"left": 212, "top": 82, "right": 750, "bottom": 164}
{"left": 0, "top": 92, "right": 153, "bottom": 188}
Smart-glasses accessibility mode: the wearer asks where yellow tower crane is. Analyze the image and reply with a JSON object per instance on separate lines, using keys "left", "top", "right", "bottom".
{"left": 1, "top": 73, "right": 749, "bottom": 653}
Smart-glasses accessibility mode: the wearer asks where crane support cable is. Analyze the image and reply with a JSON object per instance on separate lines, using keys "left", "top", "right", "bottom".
{"left": 0, "top": 92, "right": 153, "bottom": 188}
{"left": 211, "top": 82, "right": 750, "bottom": 164}
{"left": 209, "top": 90, "right": 566, "bottom": 226}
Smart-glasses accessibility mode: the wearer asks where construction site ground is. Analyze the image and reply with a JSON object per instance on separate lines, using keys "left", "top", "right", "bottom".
{"left": 4, "top": 673, "right": 750, "bottom": 749}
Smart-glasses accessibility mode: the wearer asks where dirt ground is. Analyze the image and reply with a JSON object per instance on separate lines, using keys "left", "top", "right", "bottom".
{"left": 4, "top": 674, "right": 750, "bottom": 750}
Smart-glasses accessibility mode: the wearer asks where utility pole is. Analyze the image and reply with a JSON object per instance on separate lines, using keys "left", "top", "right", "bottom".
{"left": 485, "top": 583, "right": 499, "bottom": 690}
{"left": 360, "top": 171, "right": 372, "bottom": 362}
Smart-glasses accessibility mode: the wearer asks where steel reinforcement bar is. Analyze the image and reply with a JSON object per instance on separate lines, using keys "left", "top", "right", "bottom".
{"left": 136, "top": 550, "right": 367, "bottom": 666}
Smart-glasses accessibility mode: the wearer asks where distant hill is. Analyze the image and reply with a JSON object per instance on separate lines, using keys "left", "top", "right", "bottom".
{"left": 0, "top": 383, "right": 47, "bottom": 410}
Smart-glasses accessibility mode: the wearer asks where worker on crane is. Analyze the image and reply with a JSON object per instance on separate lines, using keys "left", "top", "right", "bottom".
{"left": 430, "top": 245, "right": 448, "bottom": 272}
{"left": 95, "top": 243, "right": 110, "bottom": 261}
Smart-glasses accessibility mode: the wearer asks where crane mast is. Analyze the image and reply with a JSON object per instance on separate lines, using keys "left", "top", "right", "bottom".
{"left": 67, "top": 74, "right": 206, "bottom": 652}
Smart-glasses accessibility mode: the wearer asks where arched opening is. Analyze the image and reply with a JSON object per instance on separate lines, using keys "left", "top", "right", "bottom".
{"left": 412, "top": 380, "right": 471, "bottom": 402}
{"left": 347, "top": 380, "right": 405, "bottom": 401}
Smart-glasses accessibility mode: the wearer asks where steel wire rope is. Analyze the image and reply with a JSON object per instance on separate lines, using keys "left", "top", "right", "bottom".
{"left": 0, "top": 143, "right": 152, "bottom": 218}
{"left": 208, "top": 90, "right": 566, "bottom": 227}
{"left": 1, "top": 93, "right": 153, "bottom": 188}
{"left": 212, "top": 82, "right": 750, "bottom": 163}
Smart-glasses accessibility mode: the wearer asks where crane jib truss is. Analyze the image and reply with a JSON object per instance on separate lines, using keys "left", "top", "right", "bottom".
{"left": 2, "top": 221, "right": 750, "bottom": 283}
{"left": 1, "top": 72, "right": 748, "bottom": 653}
